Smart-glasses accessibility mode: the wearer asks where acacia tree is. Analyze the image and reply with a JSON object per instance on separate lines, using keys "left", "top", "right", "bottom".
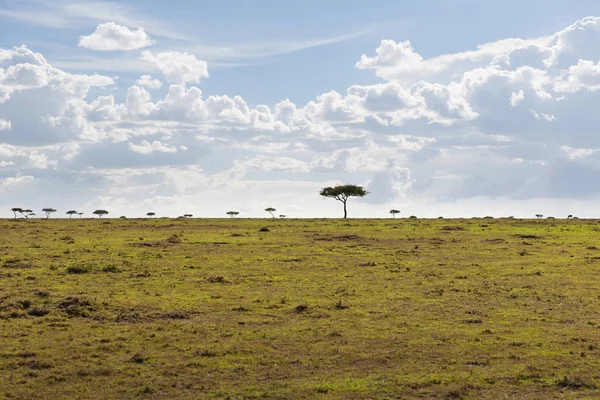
{"left": 265, "top": 208, "right": 276, "bottom": 218}
{"left": 42, "top": 208, "right": 57, "bottom": 219}
{"left": 11, "top": 208, "right": 22, "bottom": 219}
{"left": 78, "top": 212, "right": 83, "bottom": 218}
{"left": 183, "top": 214, "right": 193, "bottom": 218}
{"left": 535, "top": 214, "right": 543, "bottom": 219}
{"left": 93, "top": 210, "right": 109, "bottom": 219}
{"left": 319, "top": 184, "right": 368, "bottom": 218}
{"left": 147, "top": 212, "right": 156, "bottom": 218}
{"left": 21, "top": 209, "right": 34, "bottom": 218}
{"left": 226, "top": 211, "right": 239, "bottom": 218}
{"left": 66, "top": 210, "right": 78, "bottom": 218}
{"left": 390, "top": 209, "right": 401, "bottom": 219}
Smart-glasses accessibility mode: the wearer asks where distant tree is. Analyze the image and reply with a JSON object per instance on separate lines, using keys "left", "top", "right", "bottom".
{"left": 409, "top": 215, "right": 417, "bottom": 219}
{"left": 389, "top": 209, "right": 401, "bottom": 219}
{"left": 42, "top": 208, "right": 57, "bottom": 219}
{"left": 11, "top": 207, "right": 22, "bottom": 219}
{"left": 567, "top": 215, "right": 573, "bottom": 219}
{"left": 146, "top": 212, "right": 156, "bottom": 218}
{"left": 183, "top": 214, "right": 193, "bottom": 218}
{"left": 265, "top": 208, "right": 276, "bottom": 218}
{"left": 78, "top": 212, "right": 83, "bottom": 218}
{"left": 21, "top": 209, "right": 34, "bottom": 218}
{"left": 319, "top": 184, "right": 368, "bottom": 218}
{"left": 66, "top": 210, "right": 78, "bottom": 218}
{"left": 226, "top": 211, "right": 239, "bottom": 218}
{"left": 93, "top": 210, "right": 109, "bottom": 219}
{"left": 535, "top": 214, "right": 543, "bottom": 219}
{"left": 279, "top": 215, "right": 286, "bottom": 218}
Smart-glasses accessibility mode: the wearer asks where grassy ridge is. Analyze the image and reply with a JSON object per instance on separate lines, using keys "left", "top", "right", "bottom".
{"left": 1, "top": 218, "right": 600, "bottom": 399}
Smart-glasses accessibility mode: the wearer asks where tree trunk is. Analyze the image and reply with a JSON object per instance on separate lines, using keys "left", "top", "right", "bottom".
{"left": 343, "top": 201, "right": 347, "bottom": 219}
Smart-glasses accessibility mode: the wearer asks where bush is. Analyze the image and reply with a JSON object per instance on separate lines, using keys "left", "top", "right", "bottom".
{"left": 66, "top": 265, "right": 90, "bottom": 274}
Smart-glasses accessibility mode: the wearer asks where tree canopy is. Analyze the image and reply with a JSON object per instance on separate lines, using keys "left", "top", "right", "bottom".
{"left": 319, "top": 184, "right": 368, "bottom": 218}
{"left": 226, "top": 211, "right": 239, "bottom": 218}
{"left": 42, "top": 208, "right": 57, "bottom": 219}
{"left": 390, "top": 209, "right": 401, "bottom": 218}
{"left": 93, "top": 210, "right": 109, "bottom": 218}
{"left": 66, "top": 210, "right": 78, "bottom": 218}
{"left": 265, "top": 208, "right": 276, "bottom": 218}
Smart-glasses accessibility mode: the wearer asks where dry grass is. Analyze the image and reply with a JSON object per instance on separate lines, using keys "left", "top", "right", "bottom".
{"left": 0, "top": 217, "right": 599, "bottom": 399}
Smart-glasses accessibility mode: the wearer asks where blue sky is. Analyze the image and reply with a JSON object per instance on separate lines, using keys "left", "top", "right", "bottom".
{"left": 3, "top": 0, "right": 600, "bottom": 218}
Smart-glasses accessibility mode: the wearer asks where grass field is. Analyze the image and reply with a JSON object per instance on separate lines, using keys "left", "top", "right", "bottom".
{"left": 1, "top": 217, "right": 600, "bottom": 399}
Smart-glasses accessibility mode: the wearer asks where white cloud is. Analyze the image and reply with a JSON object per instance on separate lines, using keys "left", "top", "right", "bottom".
{"left": 128, "top": 140, "right": 177, "bottom": 154}
{"left": 510, "top": 90, "right": 524, "bottom": 106}
{"left": 136, "top": 74, "right": 162, "bottom": 89}
{"left": 0, "top": 118, "right": 11, "bottom": 130}
{"left": 0, "top": 175, "right": 34, "bottom": 190}
{"left": 79, "top": 22, "right": 154, "bottom": 51}
{"left": 141, "top": 51, "right": 209, "bottom": 84}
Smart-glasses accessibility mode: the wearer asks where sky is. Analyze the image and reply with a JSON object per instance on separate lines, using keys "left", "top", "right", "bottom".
{"left": 3, "top": 1, "right": 600, "bottom": 218}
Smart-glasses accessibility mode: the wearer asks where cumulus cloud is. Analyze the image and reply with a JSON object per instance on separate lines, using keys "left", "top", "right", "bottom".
{"left": 128, "top": 140, "right": 177, "bottom": 154}
{"left": 0, "top": 118, "right": 10, "bottom": 130}
{"left": 141, "top": 51, "right": 208, "bottom": 84}
{"left": 136, "top": 75, "right": 162, "bottom": 89}
{"left": 79, "top": 22, "right": 154, "bottom": 51}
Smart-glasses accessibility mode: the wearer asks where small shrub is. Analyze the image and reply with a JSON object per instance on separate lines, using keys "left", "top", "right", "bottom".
{"left": 28, "top": 308, "right": 49, "bottom": 317}
{"left": 66, "top": 265, "right": 91, "bottom": 274}
{"left": 409, "top": 215, "right": 418, "bottom": 219}
{"left": 102, "top": 265, "right": 121, "bottom": 273}
{"left": 555, "top": 376, "right": 597, "bottom": 389}
{"left": 294, "top": 304, "right": 308, "bottom": 313}
{"left": 206, "top": 275, "right": 226, "bottom": 283}
{"left": 130, "top": 353, "right": 148, "bottom": 364}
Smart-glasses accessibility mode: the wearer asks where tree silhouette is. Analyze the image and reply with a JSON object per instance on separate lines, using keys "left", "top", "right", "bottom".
{"left": 265, "top": 208, "right": 276, "bottom": 218}
{"left": 21, "top": 209, "right": 34, "bottom": 218}
{"left": 147, "top": 212, "right": 156, "bottom": 218}
{"left": 42, "top": 208, "right": 57, "bottom": 219}
{"left": 389, "top": 209, "right": 401, "bottom": 219}
{"left": 279, "top": 215, "right": 286, "bottom": 218}
{"left": 183, "top": 214, "right": 193, "bottom": 218}
{"left": 535, "top": 214, "right": 543, "bottom": 219}
{"left": 66, "top": 210, "right": 78, "bottom": 218}
{"left": 11, "top": 208, "right": 22, "bottom": 219}
{"left": 78, "top": 212, "right": 83, "bottom": 218}
{"left": 93, "top": 210, "right": 109, "bottom": 218}
{"left": 319, "top": 184, "right": 368, "bottom": 218}
{"left": 226, "top": 211, "right": 239, "bottom": 218}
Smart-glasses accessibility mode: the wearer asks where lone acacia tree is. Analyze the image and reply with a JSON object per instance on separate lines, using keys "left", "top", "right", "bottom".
{"left": 93, "top": 209, "right": 109, "bottom": 218}
{"left": 265, "top": 208, "right": 276, "bottom": 218}
{"left": 11, "top": 208, "right": 22, "bottom": 219}
{"left": 319, "top": 184, "right": 368, "bottom": 218}
{"left": 183, "top": 214, "right": 193, "bottom": 218}
{"left": 66, "top": 210, "right": 78, "bottom": 218}
{"left": 42, "top": 208, "right": 57, "bottom": 219}
{"left": 78, "top": 212, "right": 83, "bottom": 218}
{"left": 147, "top": 212, "right": 156, "bottom": 218}
{"left": 226, "top": 211, "right": 239, "bottom": 218}
{"left": 390, "top": 209, "right": 401, "bottom": 218}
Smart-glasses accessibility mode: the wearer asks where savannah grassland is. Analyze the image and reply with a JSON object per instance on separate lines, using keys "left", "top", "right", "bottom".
{"left": 1, "top": 217, "right": 600, "bottom": 400}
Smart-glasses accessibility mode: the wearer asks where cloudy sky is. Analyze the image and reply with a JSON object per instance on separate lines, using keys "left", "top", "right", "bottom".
{"left": 2, "top": 0, "right": 600, "bottom": 218}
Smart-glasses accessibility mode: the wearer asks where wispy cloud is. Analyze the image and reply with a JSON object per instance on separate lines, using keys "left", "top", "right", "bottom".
{"left": 0, "top": 0, "right": 188, "bottom": 40}
{"left": 181, "top": 30, "right": 368, "bottom": 61}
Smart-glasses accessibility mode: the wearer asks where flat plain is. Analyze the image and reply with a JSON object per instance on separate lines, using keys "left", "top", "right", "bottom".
{"left": 1, "top": 217, "right": 600, "bottom": 399}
